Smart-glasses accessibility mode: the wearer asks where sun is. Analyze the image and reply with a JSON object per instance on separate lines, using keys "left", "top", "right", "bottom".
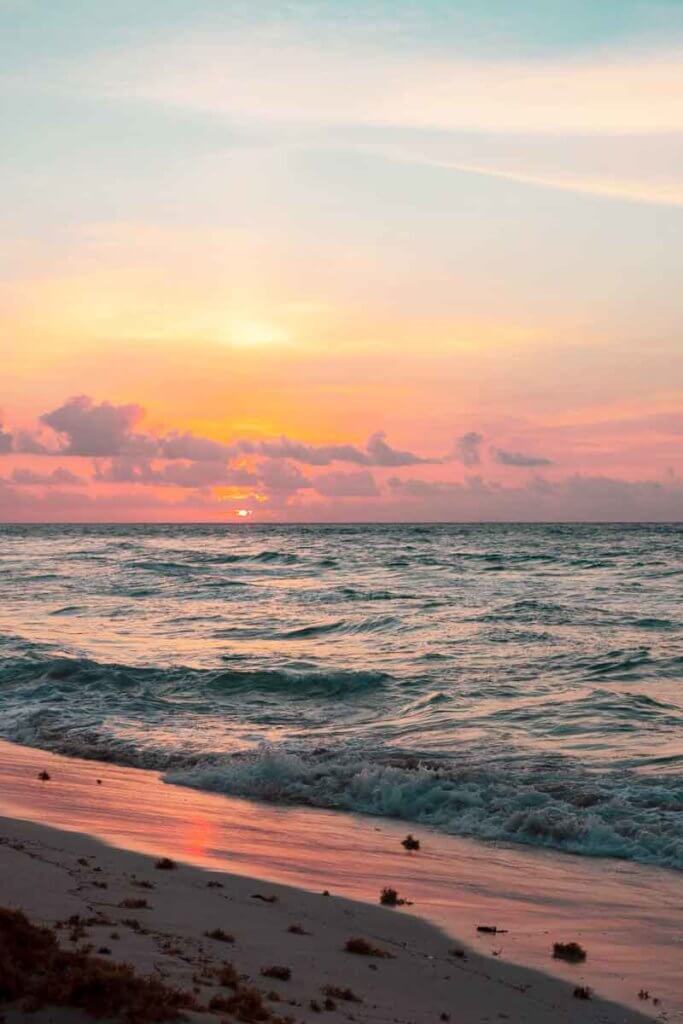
{"left": 234, "top": 508, "right": 252, "bottom": 519}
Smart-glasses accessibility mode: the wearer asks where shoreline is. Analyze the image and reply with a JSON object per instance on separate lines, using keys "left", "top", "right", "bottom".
{"left": 0, "top": 738, "right": 680, "bottom": 1021}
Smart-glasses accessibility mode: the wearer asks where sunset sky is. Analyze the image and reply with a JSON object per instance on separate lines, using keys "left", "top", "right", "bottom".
{"left": 2, "top": 0, "right": 682, "bottom": 521}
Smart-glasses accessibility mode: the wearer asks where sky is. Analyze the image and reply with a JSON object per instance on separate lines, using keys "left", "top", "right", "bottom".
{"left": 1, "top": 0, "right": 682, "bottom": 522}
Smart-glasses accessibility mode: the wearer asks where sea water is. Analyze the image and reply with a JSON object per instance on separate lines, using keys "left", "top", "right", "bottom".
{"left": 0, "top": 523, "right": 680, "bottom": 868}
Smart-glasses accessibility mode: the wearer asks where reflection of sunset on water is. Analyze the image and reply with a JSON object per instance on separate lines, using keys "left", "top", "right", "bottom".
{"left": 181, "top": 814, "right": 218, "bottom": 862}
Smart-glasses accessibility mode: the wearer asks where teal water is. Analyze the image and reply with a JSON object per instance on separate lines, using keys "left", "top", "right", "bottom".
{"left": 0, "top": 523, "right": 681, "bottom": 867}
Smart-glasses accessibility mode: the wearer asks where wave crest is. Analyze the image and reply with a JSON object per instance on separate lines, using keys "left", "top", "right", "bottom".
{"left": 165, "top": 744, "right": 683, "bottom": 869}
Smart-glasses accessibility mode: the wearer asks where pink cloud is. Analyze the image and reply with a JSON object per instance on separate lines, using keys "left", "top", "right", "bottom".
{"left": 94, "top": 457, "right": 257, "bottom": 489}
{"left": 492, "top": 447, "right": 553, "bottom": 467}
{"left": 8, "top": 467, "right": 85, "bottom": 486}
{"left": 238, "top": 431, "right": 436, "bottom": 467}
{"left": 159, "top": 432, "right": 233, "bottom": 461}
{"left": 313, "top": 470, "right": 379, "bottom": 497}
{"left": 453, "top": 431, "right": 483, "bottom": 466}
{"left": 0, "top": 394, "right": 681, "bottom": 521}
{"left": 41, "top": 396, "right": 154, "bottom": 457}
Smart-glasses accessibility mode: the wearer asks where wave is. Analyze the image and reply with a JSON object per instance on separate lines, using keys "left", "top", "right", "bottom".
{"left": 0, "top": 643, "right": 680, "bottom": 870}
{"left": 276, "top": 616, "right": 400, "bottom": 639}
{"left": 127, "top": 550, "right": 300, "bottom": 574}
{"left": 0, "top": 651, "right": 388, "bottom": 702}
{"left": 165, "top": 744, "right": 683, "bottom": 870}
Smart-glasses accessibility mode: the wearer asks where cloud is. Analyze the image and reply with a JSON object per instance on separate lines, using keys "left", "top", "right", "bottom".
{"left": 492, "top": 448, "right": 553, "bottom": 467}
{"left": 95, "top": 457, "right": 257, "bottom": 489}
{"left": 41, "top": 396, "right": 155, "bottom": 457}
{"left": 257, "top": 459, "right": 311, "bottom": 494}
{"left": 12, "top": 430, "right": 55, "bottom": 455}
{"left": 32, "top": 397, "right": 436, "bottom": 468}
{"left": 160, "top": 461, "right": 255, "bottom": 489}
{"left": 9, "top": 467, "right": 85, "bottom": 486}
{"left": 159, "top": 432, "right": 233, "bottom": 461}
{"left": 454, "top": 431, "right": 483, "bottom": 467}
{"left": 82, "top": 35, "right": 683, "bottom": 136}
{"left": 353, "top": 140, "right": 683, "bottom": 209}
{"left": 386, "top": 472, "right": 683, "bottom": 522}
{"left": 238, "top": 431, "right": 434, "bottom": 467}
{"left": 313, "top": 470, "right": 379, "bottom": 498}
{"left": 365, "top": 431, "right": 435, "bottom": 467}
{"left": 240, "top": 436, "right": 369, "bottom": 466}
{"left": 0, "top": 478, "right": 223, "bottom": 523}
{"left": 61, "top": 28, "right": 683, "bottom": 209}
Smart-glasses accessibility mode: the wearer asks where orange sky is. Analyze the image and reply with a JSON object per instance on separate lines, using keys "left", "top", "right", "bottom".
{"left": 2, "top": 2, "right": 682, "bottom": 521}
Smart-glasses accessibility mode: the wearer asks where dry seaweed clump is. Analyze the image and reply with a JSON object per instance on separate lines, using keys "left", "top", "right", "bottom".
{"left": 209, "top": 983, "right": 294, "bottom": 1023}
{"left": 322, "top": 985, "right": 362, "bottom": 1003}
{"left": 261, "top": 966, "right": 291, "bottom": 981}
{"left": 553, "top": 941, "right": 587, "bottom": 963}
{"left": 216, "top": 963, "right": 241, "bottom": 989}
{"left": 573, "top": 986, "right": 593, "bottom": 1000}
{"left": 204, "top": 928, "right": 235, "bottom": 943}
{"left": 287, "top": 923, "right": 309, "bottom": 935}
{"left": 401, "top": 834, "right": 420, "bottom": 851}
{"left": 379, "top": 887, "right": 410, "bottom": 907}
{"left": 344, "top": 937, "right": 394, "bottom": 958}
{"left": 155, "top": 857, "right": 177, "bottom": 870}
{"left": 0, "top": 906, "right": 196, "bottom": 1022}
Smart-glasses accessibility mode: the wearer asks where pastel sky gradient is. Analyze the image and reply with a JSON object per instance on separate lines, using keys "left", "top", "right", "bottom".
{"left": 2, "top": 0, "right": 682, "bottom": 521}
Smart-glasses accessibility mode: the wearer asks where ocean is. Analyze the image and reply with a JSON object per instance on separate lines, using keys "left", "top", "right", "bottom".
{"left": 0, "top": 522, "right": 681, "bottom": 869}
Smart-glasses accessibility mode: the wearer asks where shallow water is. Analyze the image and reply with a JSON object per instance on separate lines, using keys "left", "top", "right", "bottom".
{"left": 0, "top": 523, "right": 681, "bottom": 867}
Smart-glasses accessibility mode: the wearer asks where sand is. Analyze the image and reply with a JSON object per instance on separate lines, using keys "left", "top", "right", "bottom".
{"left": 0, "top": 738, "right": 678, "bottom": 1024}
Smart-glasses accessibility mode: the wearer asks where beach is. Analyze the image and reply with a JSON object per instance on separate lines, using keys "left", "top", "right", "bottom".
{"left": 4, "top": 0, "right": 683, "bottom": 1015}
{"left": 0, "top": 738, "right": 679, "bottom": 1024}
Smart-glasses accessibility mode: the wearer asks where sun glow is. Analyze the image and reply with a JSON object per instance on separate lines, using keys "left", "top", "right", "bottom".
{"left": 228, "top": 319, "right": 289, "bottom": 347}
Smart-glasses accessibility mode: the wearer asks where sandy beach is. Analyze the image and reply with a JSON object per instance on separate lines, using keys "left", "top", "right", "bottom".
{"left": 0, "top": 739, "right": 678, "bottom": 1024}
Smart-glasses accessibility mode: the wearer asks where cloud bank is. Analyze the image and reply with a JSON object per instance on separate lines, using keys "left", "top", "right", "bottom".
{"left": 0, "top": 395, "right": 681, "bottom": 522}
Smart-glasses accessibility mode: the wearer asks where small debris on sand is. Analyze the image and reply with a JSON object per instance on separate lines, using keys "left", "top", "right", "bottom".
{"left": 345, "top": 937, "right": 394, "bottom": 959}
{"left": 553, "top": 941, "right": 587, "bottom": 963}
{"left": 477, "top": 926, "right": 508, "bottom": 935}
{"left": 261, "top": 965, "right": 292, "bottom": 981}
{"left": 323, "top": 985, "right": 362, "bottom": 1003}
{"left": 204, "top": 928, "right": 234, "bottom": 943}
{"left": 154, "top": 857, "right": 177, "bottom": 870}
{"left": 380, "top": 887, "right": 407, "bottom": 907}
{"left": 573, "top": 986, "right": 592, "bottom": 1000}
{"left": 401, "top": 834, "right": 420, "bottom": 851}
{"left": 251, "top": 893, "right": 278, "bottom": 903}
{"left": 37, "top": 770, "right": 51, "bottom": 782}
